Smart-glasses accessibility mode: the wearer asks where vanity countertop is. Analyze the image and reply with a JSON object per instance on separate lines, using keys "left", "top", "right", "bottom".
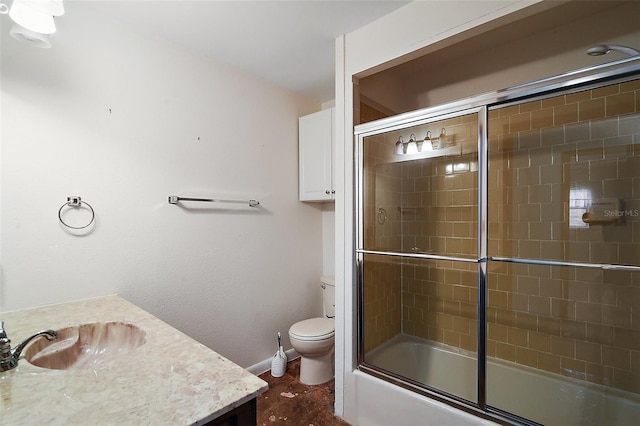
{"left": 0, "top": 295, "right": 268, "bottom": 425}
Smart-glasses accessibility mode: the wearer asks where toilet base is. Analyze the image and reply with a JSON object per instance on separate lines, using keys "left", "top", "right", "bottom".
{"left": 299, "top": 350, "right": 334, "bottom": 385}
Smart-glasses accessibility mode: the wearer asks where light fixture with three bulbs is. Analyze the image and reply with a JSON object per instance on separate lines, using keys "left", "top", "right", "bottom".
{"left": 394, "top": 128, "right": 448, "bottom": 156}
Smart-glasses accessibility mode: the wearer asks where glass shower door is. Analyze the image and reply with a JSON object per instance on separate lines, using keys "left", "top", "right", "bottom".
{"left": 355, "top": 60, "right": 640, "bottom": 424}
{"left": 357, "top": 110, "right": 482, "bottom": 403}
{"left": 486, "top": 80, "right": 640, "bottom": 425}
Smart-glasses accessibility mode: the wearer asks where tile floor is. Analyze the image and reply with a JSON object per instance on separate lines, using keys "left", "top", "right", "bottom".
{"left": 257, "top": 358, "right": 351, "bottom": 426}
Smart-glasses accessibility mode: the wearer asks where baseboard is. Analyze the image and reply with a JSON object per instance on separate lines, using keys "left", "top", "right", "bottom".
{"left": 247, "top": 349, "right": 300, "bottom": 376}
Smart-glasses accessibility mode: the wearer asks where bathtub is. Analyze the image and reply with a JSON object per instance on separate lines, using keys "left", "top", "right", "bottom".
{"left": 365, "top": 334, "right": 640, "bottom": 425}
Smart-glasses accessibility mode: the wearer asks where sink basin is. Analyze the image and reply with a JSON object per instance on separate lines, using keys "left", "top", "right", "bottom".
{"left": 24, "top": 321, "right": 146, "bottom": 370}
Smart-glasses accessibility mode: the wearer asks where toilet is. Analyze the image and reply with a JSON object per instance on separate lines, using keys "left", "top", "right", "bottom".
{"left": 288, "top": 275, "right": 335, "bottom": 385}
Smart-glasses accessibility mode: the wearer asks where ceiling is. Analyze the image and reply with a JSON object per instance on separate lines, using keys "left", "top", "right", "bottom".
{"left": 77, "top": 0, "right": 411, "bottom": 103}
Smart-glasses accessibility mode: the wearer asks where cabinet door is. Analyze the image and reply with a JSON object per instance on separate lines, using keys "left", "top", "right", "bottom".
{"left": 299, "top": 108, "right": 333, "bottom": 201}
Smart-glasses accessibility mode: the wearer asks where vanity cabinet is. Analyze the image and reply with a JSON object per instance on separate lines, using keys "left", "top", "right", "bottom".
{"left": 203, "top": 398, "right": 256, "bottom": 425}
{"left": 299, "top": 108, "right": 334, "bottom": 201}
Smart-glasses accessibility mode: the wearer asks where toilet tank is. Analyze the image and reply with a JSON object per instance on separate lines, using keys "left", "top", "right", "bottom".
{"left": 321, "top": 275, "right": 335, "bottom": 318}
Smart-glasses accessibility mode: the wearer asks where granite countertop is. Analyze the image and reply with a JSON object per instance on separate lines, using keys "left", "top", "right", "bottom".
{"left": 0, "top": 295, "right": 268, "bottom": 425}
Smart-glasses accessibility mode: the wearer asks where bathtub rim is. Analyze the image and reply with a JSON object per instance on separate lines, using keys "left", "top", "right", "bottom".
{"left": 361, "top": 333, "right": 640, "bottom": 424}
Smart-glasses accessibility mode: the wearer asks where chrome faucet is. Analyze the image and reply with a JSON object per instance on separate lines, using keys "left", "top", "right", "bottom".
{"left": 0, "top": 321, "right": 58, "bottom": 371}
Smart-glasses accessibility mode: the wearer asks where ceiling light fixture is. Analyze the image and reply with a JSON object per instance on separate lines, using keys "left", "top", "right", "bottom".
{"left": 2, "top": 0, "right": 64, "bottom": 48}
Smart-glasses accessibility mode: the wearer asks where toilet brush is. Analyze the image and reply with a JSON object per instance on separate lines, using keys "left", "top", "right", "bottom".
{"left": 271, "top": 331, "right": 287, "bottom": 377}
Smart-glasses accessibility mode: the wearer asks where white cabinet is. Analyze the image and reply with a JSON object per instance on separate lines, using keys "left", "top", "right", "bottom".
{"left": 299, "top": 108, "right": 334, "bottom": 201}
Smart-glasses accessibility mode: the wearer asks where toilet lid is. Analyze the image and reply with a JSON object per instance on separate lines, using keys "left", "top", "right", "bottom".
{"left": 290, "top": 318, "right": 334, "bottom": 341}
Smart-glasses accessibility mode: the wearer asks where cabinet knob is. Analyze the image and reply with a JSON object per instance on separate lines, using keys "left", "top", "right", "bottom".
{"left": 325, "top": 190, "right": 330, "bottom": 194}
{"left": 331, "top": 190, "right": 335, "bottom": 194}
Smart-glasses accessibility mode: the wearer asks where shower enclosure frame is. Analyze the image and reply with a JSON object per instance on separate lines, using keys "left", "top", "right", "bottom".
{"left": 354, "top": 56, "right": 640, "bottom": 425}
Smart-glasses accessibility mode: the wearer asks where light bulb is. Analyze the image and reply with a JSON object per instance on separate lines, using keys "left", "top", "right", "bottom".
{"left": 406, "top": 134, "right": 418, "bottom": 154}
{"left": 421, "top": 131, "right": 433, "bottom": 152}
{"left": 438, "top": 128, "right": 447, "bottom": 148}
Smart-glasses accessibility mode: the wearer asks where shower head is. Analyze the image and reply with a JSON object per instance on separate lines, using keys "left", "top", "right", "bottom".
{"left": 587, "top": 44, "right": 640, "bottom": 57}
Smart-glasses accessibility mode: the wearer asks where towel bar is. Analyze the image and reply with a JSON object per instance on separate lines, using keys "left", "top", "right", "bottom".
{"left": 168, "top": 195, "right": 259, "bottom": 207}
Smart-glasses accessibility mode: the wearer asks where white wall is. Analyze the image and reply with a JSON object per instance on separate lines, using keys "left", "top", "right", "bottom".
{"left": 335, "top": 1, "right": 546, "bottom": 424}
{"left": 0, "top": 3, "right": 324, "bottom": 369}
{"left": 322, "top": 203, "right": 335, "bottom": 275}
{"left": 319, "top": 100, "right": 336, "bottom": 277}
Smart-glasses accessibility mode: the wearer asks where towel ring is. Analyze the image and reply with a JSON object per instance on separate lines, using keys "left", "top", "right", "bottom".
{"left": 58, "top": 196, "right": 95, "bottom": 229}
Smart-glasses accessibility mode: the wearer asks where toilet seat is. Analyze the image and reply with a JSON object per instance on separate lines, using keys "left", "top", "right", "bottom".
{"left": 289, "top": 318, "right": 334, "bottom": 341}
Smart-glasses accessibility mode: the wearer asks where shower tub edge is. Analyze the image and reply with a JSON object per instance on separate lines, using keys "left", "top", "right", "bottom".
{"left": 365, "top": 334, "right": 640, "bottom": 425}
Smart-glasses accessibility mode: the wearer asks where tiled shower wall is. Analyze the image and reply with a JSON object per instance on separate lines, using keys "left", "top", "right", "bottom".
{"left": 363, "top": 79, "right": 640, "bottom": 394}
{"left": 362, "top": 127, "right": 402, "bottom": 352}
{"left": 397, "top": 115, "right": 479, "bottom": 353}
{"left": 363, "top": 256, "right": 402, "bottom": 352}
{"left": 487, "top": 80, "right": 640, "bottom": 393}
{"left": 363, "top": 115, "right": 479, "bottom": 353}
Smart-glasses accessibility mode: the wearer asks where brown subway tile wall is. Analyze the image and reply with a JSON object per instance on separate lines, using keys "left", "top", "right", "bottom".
{"left": 401, "top": 259, "right": 479, "bottom": 353}
{"left": 395, "top": 115, "right": 479, "bottom": 352}
{"left": 362, "top": 255, "right": 402, "bottom": 353}
{"left": 488, "top": 81, "right": 640, "bottom": 393}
